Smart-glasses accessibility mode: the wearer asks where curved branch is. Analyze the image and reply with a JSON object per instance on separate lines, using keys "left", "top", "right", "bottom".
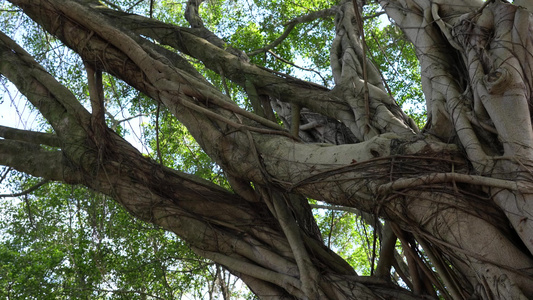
{"left": 0, "top": 179, "right": 49, "bottom": 198}
{"left": 267, "top": 50, "right": 328, "bottom": 86}
{"left": 248, "top": 7, "right": 384, "bottom": 59}
{"left": 247, "top": 7, "right": 337, "bottom": 57}
{"left": 91, "top": 7, "right": 353, "bottom": 124}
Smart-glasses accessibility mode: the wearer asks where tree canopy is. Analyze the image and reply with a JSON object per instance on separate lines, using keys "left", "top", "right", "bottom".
{"left": 1, "top": 0, "right": 533, "bottom": 299}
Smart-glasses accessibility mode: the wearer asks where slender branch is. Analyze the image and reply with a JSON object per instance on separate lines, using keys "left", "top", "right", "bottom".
{"left": 364, "top": 11, "right": 387, "bottom": 20}
{"left": 126, "top": 0, "right": 144, "bottom": 12}
{"left": 105, "top": 111, "right": 151, "bottom": 131}
{"left": 99, "top": 0, "right": 121, "bottom": 11}
{"left": 183, "top": 0, "right": 248, "bottom": 59}
{"left": 247, "top": 23, "right": 297, "bottom": 57}
{"left": 327, "top": 210, "right": 335, "bottom": 248}
{"left": 267, "top": 50, "right": 328, "bottom": 86}
{"left": 0, "top": 179, "right": 49, "bottom": 198}
{"left": 23, "top": 193, "right": 35, "bottom": 227}
{"left": 248, "top": 7, "right": 337, "bottom": 56}
{"left": 311, "top": 203, "right": 361, "bottom": 213}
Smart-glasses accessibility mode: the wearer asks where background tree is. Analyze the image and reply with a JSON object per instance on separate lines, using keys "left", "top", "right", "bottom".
{"left": 1, "top": 0, "right": 533, "bottom": 299}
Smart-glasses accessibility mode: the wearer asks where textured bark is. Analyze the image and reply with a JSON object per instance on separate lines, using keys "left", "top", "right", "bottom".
{"left": 1, "top": 0, "right": 533, "bottom": 299}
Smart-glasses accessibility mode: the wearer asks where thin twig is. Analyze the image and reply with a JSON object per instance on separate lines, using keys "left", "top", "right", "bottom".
{"left": 267, "top": 50, "right": 328, "bottom": 86}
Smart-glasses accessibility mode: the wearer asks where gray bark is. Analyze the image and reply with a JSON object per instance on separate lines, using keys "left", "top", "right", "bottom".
{"left": 1, "top": 0, "right": 533, "bottom": 298}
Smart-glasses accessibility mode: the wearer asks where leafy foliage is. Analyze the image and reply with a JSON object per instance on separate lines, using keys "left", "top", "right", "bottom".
{"left": 313, "top": 206, "right": 373, "bottom": 275}
{"left": 0, "top": 175, "right": 240, "bottom": 299}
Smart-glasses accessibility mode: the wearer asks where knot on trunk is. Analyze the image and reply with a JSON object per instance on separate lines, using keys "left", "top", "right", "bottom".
{"left": 483, "top": 68, "right": 510, "bottom": 94}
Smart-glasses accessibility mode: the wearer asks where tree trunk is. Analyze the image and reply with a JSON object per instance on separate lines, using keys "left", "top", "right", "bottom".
{"left": 1, "top": 0, "right": 533, "bottom": 298}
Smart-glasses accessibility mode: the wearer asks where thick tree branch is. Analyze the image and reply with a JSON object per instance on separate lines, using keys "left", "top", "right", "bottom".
{"left": 382, "top": 0, "right": 533, "bottom": 267}
{"left": 0, "top": 139, "right": 78, "bottom": 182}
{"left": 85, "top": 6, "right": 361, "bottom": 131}
{"left": 0, "top": 30, "right": 90, "bottom": 137}
{"left": 0, "top": 125, "right": 61, "bottom": 147}
{"left": 330, "top": 1, "right": 417, "bottom": 140}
